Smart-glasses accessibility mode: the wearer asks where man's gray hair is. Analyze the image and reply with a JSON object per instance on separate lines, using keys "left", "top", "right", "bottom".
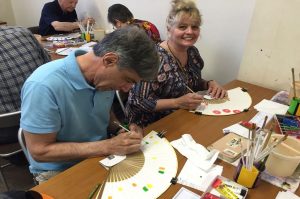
{"left": 93, "top": 26, "right": 159, "bottom": 80}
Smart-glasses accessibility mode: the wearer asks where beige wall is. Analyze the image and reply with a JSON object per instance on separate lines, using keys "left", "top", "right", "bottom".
{"left": 238, "top": 0, "right": 300, "bottom": 91}
{"left": 10, "top": 0, "right": 48, "bottom": 27}
{"left": 0, "top": 0, "right": 15, "bottom": 25}
{"left": 5, "top": 0, "right": 256, "bottom": 86}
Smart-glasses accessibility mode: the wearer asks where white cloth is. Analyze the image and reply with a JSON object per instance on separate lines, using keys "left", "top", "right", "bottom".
{"left": 171, "top": 134, "right": 219, "bottom": 170}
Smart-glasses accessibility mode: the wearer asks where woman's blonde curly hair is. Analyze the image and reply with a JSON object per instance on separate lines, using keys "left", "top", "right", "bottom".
{"left": 166, "top": 0, "right": 201, "bottom": 30}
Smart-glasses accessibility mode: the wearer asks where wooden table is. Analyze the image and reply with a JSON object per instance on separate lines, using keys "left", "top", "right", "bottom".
{"left": 41, "top": 35, "right": 96, "bottom": 61}
{"left": 31, "top": 80, "right": 300, "bottom": 198}
{"left": 40, "top": 38, "right": 66, "bottom": 60}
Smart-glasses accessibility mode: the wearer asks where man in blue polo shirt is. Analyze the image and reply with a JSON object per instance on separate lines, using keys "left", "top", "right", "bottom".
{"left": 39, "top": 0, "right": 94, "bottom": 36}
{"left": 20, "top": 26, "right": 159, "bottom": 183}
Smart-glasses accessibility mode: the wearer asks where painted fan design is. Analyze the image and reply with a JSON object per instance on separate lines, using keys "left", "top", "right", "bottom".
{"left": 101, "top": 131, "right": 178, "bottom": 199}
{"left": 195, "top": 87, "right": 252, "bottom": 115}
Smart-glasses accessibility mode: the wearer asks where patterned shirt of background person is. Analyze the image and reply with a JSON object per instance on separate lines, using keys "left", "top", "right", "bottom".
{"left": 0, "top": 26, "right": 50, "bottom": 144}
{"left": 107, "top": 3, "right": 161, "bottom": 43}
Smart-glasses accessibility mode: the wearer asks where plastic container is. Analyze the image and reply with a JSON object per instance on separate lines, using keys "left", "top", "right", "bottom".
{"left": 265, "top": 135, "right": 300, "bottom": 177}
{"left": 234, "top": 157, "right": 265, "bottom": 188}
{"left": 93, "top": 28, "right": 105, "bottom": 41}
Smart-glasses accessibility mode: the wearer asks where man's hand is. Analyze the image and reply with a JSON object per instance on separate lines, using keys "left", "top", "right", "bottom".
{"left": 81, "top": 17, "right": 95, "bottom": 25}
{"left": 107, "top": 124, "right": 143, "bottom": 155}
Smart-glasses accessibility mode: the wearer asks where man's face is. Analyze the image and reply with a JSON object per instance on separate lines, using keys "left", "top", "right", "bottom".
{"left": 59, "top": 0, "right": 78, "bottom": 13}
{"left": 93, "top": 64, "right": 141, "bottom": 93}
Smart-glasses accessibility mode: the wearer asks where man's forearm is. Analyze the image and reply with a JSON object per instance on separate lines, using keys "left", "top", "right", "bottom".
{"left": 51, "top": 21, "right": 78, "bottom": 32}
{"left": 29, "top": 139, "right": 110, "bottom": 162}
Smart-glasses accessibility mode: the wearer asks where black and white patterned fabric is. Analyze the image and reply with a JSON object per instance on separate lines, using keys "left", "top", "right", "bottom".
{"left": 0, "top": 26, "right": 50, "bottom": 114}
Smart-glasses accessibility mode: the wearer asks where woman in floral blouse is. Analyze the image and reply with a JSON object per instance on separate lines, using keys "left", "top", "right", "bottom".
{"left": 125, "top": 0, "right": 227, "bottom": 127}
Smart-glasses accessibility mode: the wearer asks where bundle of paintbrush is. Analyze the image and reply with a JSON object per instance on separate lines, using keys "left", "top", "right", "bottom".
{"left": 78, "top": 20, "right": 94, "bottom": 42}
{"left": 240, "top": 121, "right": 288, "bottom": 171}
{"left": 235, "top": 120, "right": 289, "bottom": 188}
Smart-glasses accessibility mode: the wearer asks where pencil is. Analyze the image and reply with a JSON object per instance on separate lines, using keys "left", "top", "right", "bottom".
{"left": 95, "top": 169, "right": 111, "bottom": 199}
{"left": 88, "top": 183, "right": 100, "bottom": 199}
{"left": 113, "top": 121, "right": 130, "bottom": 132}
{"left": 95, "top": 183, "right": 105, "bottom": 199}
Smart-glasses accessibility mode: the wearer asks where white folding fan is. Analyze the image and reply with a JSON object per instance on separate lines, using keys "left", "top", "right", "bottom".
{"left": 100, "top": 131, "right": 178, "bottom": 199}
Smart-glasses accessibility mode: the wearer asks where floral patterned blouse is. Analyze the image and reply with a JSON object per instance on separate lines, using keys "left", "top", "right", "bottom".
{"left": 125, "top": 44, "right": 208, "bottom": 127}
{"left": 131, "top": 19, "right": 161, "bottom": 43}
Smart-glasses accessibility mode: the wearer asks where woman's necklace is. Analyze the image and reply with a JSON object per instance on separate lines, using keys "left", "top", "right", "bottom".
{"left": 166, "top": 41, "right": 189, "bottom": 82}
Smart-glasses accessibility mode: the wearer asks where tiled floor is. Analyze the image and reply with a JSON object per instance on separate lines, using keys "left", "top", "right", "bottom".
{"left": 0, "top": 154, "right": 35, "bottom": 193}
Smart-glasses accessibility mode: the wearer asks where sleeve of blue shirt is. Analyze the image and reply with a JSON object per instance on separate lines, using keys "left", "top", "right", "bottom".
{"left": 21, "top": 82, "right": 61, "bottom": 134}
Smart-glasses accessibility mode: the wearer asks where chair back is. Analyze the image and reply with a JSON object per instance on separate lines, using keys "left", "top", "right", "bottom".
{"left": 17, "top": 128, "right": 30, "bottom": 162}
{"left": 27, "top": 26, "right": 39, "bottom": 34}
{"left": 0, "top": 111, "right": 22, "bottom": 191}
{"left": 0, "top": 111, "right": 21, "bottom": 128}
{"left": 116, "top": 90, "right": 127, "bottom": 114}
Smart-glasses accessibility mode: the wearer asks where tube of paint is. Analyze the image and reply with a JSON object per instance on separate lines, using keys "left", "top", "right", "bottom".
{"left": 211, "top": 178, "right": 239, "bottom": 199}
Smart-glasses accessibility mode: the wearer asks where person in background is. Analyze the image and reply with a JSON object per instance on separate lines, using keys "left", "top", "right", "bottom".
{"left": 20, "top": 26, "right": 159, "bottom": 183}
{"left": 125, "top": 0, "right": 227, "bottom": 127}
{"left": 0, "top": 26, "right": 50, "bottom": 144}
{"left": 107, "top": 3, "right": 161, "bottom": 43}
{"left": 39, "top": 0, "right": 95, "bottom": 36}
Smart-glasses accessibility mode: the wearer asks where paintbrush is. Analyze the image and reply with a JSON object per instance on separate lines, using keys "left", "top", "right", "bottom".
{"left": 113, "top": 121, "right": 130, "bottom": 132}
{"left": 292, "top": 68, "right": 297, "bottom": 98}
{"left": 185, "top": 84, "right": 195, "bottom": 93}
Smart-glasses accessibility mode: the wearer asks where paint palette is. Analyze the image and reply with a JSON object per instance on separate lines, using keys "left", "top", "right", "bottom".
{"left": 195, "top": 87, "right": 252, "bottom": 116}
{"left": 101, "top": 131, "right": 178, "bottom": 199}
{"left": 46, "top": 33, "right": 81, "bottom": 41}
{"left": 274, "top": 114, "right": 300, "bottom": 139}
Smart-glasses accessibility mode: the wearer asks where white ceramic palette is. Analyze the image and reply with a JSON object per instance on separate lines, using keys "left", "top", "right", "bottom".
{"left": 46, "top": 33, "right": 81, "bottom": 41}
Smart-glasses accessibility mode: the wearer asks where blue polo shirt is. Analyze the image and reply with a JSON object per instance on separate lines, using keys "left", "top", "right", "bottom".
{"left": 39, "top": 0, "right": 78, "bottom": 36}
{"left": 20, "top": 50, "right": 115, "bottom": 173}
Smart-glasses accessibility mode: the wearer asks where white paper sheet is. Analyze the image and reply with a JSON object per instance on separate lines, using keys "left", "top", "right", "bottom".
{"left": 276, "top": 191, "right": 300, "bottom": 199}
{"left": 99, "top": 155, "right": 126, "bottom": 168}
{"left": 249, "top": 111, "right": 274, "bottom": 128}
{"left": 172, "top": 187, "right": 200, "bottom": 199}
{"left": 223, "top": 123, "right": 249, "bottom": 138}
{"left": 55, "top": 46, "right": 92, "bottom": 55}
{"left": 254, "top": 99, "right": 289, "bottom": 114}
{"left": 177, "top": 159, "right": 223, "bottom": 192}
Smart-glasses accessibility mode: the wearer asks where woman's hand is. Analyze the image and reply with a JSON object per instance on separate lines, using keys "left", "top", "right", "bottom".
{"left": 207, "top": 80, "right": 227, "bottom": 99}
{"left": 174, "top": 93, "right": 203, "bottom": 110}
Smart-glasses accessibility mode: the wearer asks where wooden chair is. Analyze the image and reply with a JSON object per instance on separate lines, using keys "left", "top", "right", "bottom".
{"left": 17, "top": 128, "right": 38, "bottom": 185}
{"left": 116, "top": 90, "right": 126, "bottom": 114}
{"left": 17, "top": 128, "right": 30, "bottom": 164}
{"left": 0, "top": 111, "right": 23, "bottom": 191}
